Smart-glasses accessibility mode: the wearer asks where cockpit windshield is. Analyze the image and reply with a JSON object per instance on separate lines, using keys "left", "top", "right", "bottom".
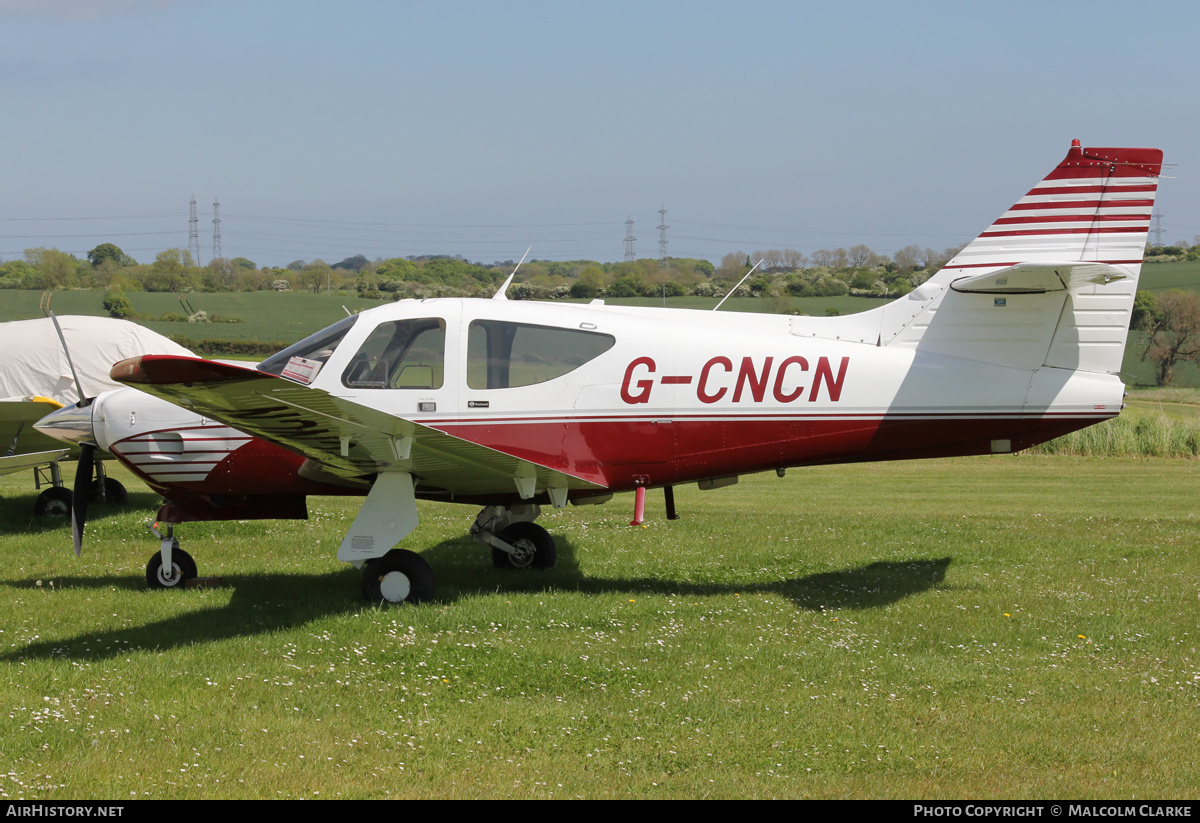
{"left": 258, "top": 314, "right": 358, "bottom": 384}
{"left": 342, "top": 318, "right": 445, "bottom": 389}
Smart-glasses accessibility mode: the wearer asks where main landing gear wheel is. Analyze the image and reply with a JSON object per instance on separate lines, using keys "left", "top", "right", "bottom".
{"left": 90, "top": 477, "right": 128, "bottom": 505}
{"left": 34, "top": 486, "right": 72, "bottom": 517}
{"left": 492, "top": 521, "right": 557, "bottom": 570}
{"left": 362, "top": 549, "right": 435, "bottom": 605}
{"left": 146, "top": 547, "right": 197, "bottom": 590}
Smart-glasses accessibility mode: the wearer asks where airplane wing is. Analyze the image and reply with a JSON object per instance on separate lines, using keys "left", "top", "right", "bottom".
{"left": 111, "top": 355, "right": 606, "bottom": 499}
{"left": 0, "top": 397, "right": 74, "bottom": 468}
{"left": 0, "top": 449, "right": 69, "bottom": 477}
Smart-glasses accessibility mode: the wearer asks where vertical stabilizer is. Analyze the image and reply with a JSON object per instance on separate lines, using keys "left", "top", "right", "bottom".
{"left": 946, "top": 141, "right": 1163, "bottom": 273}
{"left": 883, "top": 141, "right": 1163, "bottom": 374}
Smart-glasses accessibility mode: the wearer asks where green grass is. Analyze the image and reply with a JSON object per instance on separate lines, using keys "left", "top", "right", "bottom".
{"left": 0, "top": 457, "right": 1196, "bottom": 798}
{"left": 4, "top": 289, "right": 383, "bottom": 345}
{"left": 1138, "top": 260, "right": 1200, "bottom": 293}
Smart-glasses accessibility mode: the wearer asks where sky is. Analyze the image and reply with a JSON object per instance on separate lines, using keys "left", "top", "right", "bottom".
{"left": 2, "top": 0, "right": 1197, "bottom": 268}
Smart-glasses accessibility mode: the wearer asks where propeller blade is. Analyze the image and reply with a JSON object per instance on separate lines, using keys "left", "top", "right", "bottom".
{"left": 48, "top": 311, "right": 88, "bottom": 404}
{"left": 71, "top": 443, "right": 95, "bottom": 557}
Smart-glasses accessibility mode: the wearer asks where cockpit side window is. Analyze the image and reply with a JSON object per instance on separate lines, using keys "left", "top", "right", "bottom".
{"left": 258, "top": 314, "right": 358, "bottom": 383}
{"left": 467, "top": 320, "right": 614, "bottom": 389}
{"left": 342, "top": 318, "right": 446, "bottom": 389}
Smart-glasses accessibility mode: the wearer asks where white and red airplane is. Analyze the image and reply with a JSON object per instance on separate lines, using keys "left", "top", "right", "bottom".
{"left": 36, "top": 140, "right": 1163, "bottom": 603}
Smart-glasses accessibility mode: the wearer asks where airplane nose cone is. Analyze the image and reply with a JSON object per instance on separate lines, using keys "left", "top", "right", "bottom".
{"left": 34, "top": 400, "right": 98, "bottom": 447}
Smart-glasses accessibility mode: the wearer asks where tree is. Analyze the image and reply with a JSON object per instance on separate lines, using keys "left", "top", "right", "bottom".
{"left": 847, "top": 244, "right": 876, "bottom": 268}
{"left": 102, "top": 290, "right": 135, "bottom": 319}
{"left": 891, "top": 244, "right": 923, "bottom": 272}
{"left": 333, "top": 254, "right": 369, "bottom": 271}
{"left": 1141, "top": 290, "right": 1200, "bottom": 386}
{"left": 25, "top": 247, "right": 80, "bottom": 289}
{"left": 1131, "top": 291, "right": 1161, "bottom": 331}
{"left": 88, "top": 243, "right": 129, "bottom": 269}
{"left": 570, "top": 265, "right": 606, "bottom": 298}
{"left": 145, "top": 249, "right": 197, "bottom": 292}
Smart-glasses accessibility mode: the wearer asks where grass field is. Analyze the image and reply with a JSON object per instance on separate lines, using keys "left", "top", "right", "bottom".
{"left": 1138, "top": 260, "right": 1200, "bottom": 293}
{"left": 1, "top": 457, "right": 1196, "bottom": 799}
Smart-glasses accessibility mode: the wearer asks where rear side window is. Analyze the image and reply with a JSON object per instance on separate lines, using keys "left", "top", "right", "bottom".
{"left": 342, "top": 318, "right": 446, "bottom": 389}
{"left": 467, "top": 320, "right": 614, "bottom": 389}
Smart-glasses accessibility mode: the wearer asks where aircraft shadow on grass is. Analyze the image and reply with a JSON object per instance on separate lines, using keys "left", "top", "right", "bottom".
{"left": 1, "top": 534, "right": 950, "bottom": 663}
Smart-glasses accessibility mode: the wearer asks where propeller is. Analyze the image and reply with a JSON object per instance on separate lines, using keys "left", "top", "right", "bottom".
{"left": 48, "top": 312, "right": 98, "bottom": 556}
{"left": 71, "top": 443, "right": 95, "bottom": 556}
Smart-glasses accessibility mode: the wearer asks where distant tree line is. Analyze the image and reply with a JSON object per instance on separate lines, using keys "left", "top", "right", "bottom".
{"left": 2, "top": 240, "right": 1194, "bottom": 322}
{"left": 0, "top": 240, "right": 974, "bottom": 306}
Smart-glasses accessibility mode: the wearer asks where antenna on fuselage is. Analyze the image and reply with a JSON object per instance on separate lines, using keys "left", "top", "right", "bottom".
{"left": 713, "top": 259, "right": 762, "bottom": 311}
{"left": 492, "top": 246, "right": 532, "bottom": 300}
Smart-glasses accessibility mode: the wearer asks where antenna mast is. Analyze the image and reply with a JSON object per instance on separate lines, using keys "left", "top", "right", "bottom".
{"left": 624, "top": 216, "right": 636, "bottom": 261}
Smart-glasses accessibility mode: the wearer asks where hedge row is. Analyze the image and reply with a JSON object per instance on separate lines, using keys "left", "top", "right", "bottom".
{"left": 168, "top": 336, "right": 292, "bottom": 357}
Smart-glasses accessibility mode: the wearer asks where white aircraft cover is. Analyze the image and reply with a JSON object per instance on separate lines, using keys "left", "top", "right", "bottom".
{"left": 0, "top": 316, "right": 195, "bottom": 404}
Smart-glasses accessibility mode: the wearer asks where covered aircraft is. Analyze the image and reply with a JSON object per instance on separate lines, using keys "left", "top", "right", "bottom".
{"left": 0, "top": 316, "right": 193, "bottom": 513}
{"left": 37, "top": 141, "right": 1163, "bottom": 601}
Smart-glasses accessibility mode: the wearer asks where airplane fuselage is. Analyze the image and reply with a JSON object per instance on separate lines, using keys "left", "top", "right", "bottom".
{"left": 84, "top": 296, "right": 1122, "bottom": 519}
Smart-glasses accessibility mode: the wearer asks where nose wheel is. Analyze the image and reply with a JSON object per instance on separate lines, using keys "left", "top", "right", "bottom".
{"left": 146, "top": 544, "right": 197, "bottom": 589}
{"left": 144, "top": 523, "right": 197, "bottom": 589}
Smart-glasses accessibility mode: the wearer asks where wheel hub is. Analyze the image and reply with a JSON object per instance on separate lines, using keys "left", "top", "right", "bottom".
{"left": 156, "top": 563, "right": 182, "bottom": 587}
{"left": 509, "top": 538, "right": 535, "bottom": 568}
{"left": 378, "top": 571, "right": 412, "bottom": 602}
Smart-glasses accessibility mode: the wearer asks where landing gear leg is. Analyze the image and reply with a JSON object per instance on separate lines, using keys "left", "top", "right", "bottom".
{"left": 145, "top": 522, "right": 197, "bottom": 589}
{"left": 339, "top": 472, "right": 430, "bottom": 604}
{"left": 471, "top": 504, "right": 557, "bottom": 570}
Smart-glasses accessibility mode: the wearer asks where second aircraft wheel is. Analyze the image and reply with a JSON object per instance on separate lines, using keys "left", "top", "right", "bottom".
{"left": 90, "top": 477, "right": 128, "bottom": 505}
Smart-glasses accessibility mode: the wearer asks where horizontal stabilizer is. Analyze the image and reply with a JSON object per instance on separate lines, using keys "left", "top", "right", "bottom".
{"left": 949, "top": 262, "right": 1126, "bottom": 295}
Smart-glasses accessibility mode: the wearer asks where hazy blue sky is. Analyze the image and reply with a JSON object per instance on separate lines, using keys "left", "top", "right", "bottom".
{"left": 2, "top": 0, "right": 1195, "bottom": 267}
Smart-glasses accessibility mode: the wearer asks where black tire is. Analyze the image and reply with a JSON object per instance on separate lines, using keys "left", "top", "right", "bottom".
{"left": 90, "top": 477, "right": 128, "bottom": 505}
{"left": 361, "top": 549, "right": 435, "bottom": 605}
{"left": 34, "top": 486, "right": 72, "bottom": 517}
{"left": 146, "top": 547, "right": 197, "bottom": 589}
{"left": 492, "top": 521, "right": 556, "bottom": 570}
